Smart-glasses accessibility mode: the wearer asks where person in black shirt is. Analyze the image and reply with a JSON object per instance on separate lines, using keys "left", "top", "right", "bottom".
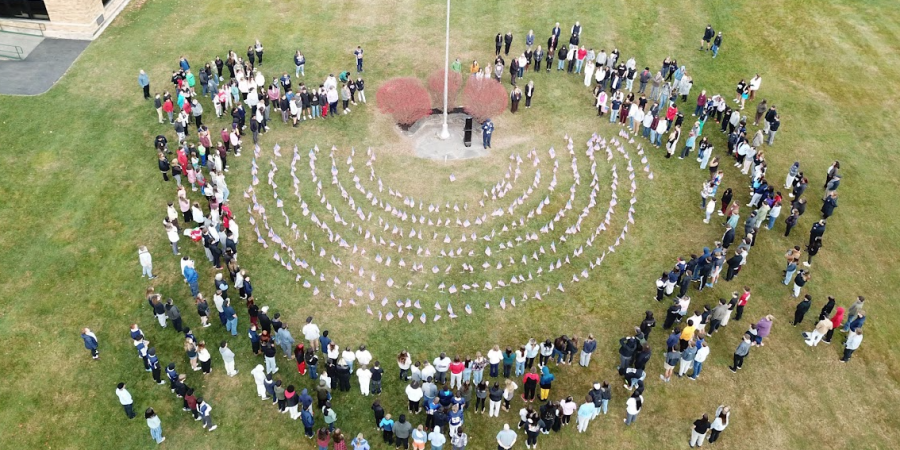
{"left": 691, "top": 414, "right": 710, "bottom": 447}
{"left": 370, "top": 361, "right": 384, "bottom": 394}
{"left": 306, "top": 349, "right": 320, "bottom": 380}
{"left": 700, "top": 24, "right": 715, "bottom": 51}
{"left": 495, "top": 33, "right": 503, "bottom": 56}
{"left": 336, "top": 362, "right": 351, "bottom": 392}
{"left": 712, "top": 32, "right": 723, "bottom": 58}
{"left": 504, "top": 32, "right": 513, "bottom": 55}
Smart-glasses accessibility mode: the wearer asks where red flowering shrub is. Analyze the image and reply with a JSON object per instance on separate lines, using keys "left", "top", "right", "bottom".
{"left": 376, "top": 77, "right": 432, "bottom": 126}
{"left": 426, "top": 69, "right": 463, "bottom": 110}
{"left": 462, "top": 78, "right": 507, "bottom": 122}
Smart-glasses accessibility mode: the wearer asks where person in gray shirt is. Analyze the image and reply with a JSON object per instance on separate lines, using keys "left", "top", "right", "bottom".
{"left": 729, "top": 336, "right": 752, "bottom": 372}
{"left": 496, "top": 423, "right": 517, "bottom": 449}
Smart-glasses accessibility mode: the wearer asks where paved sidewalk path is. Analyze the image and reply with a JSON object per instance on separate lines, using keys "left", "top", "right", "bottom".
{"left": 0, "top": 38, "right": 90, "bottom": 95}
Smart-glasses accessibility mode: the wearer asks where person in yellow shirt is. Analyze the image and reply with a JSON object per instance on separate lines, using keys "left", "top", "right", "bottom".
{"left": 680, "top": 319, "right": 697, "bottom": 351}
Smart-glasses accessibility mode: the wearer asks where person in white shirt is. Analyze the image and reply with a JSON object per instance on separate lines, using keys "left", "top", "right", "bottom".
{"left": 324, "top": 74, "right": 338, "bottom": 91}
{"left": 251, "top": 364, "right": 267, "bottom": 399}
{"left": 406, "top": 381, "right": 424, "bottom": 413}
{"left": 342, "top": 346, "right": 357, "bottom": 371}
{"left": 326, "top": 343, "right": 340, "bottom": 363}
{"left": 748, "top": 73, "right": 762, "bottom": 100}
{"left": 302, "top": 317, "right": 320, "bottom": 352}
{"left": 116, "top": 382, "right": 136, "bottom": 419}
{"left": 433, "top": 353, "right": 451, "bottom": 384}
{"left": 841, "top": 329, "right": 863, "bottom": 363}
{"left": 228, "top": 217, "right": 239, "bottom": 243}
{"left": 355, "top": 345, "right": 373, "bottom": 367}
{"left": 197, "top": 397, "right": 217, "bottom": 431}
{"left": 690, "top": 341, "right": 710, "bottom": 380}
{"left": 420, "top": 362, "right": 436, "bottom": 384}
{"left": 138, "top": 246, "right": 155, "bottom": 279}
{"left": 219, "top": 341, "right": 238, "bottom": 377}
{"left": 625, "top": 392, "right": 643, "bottom": 425}
{"left": 632, "top": 107, "right": 645, "bottom": 136}
{"left": 357, "top": 365, "right": 373, "bottom": 396}
{"left": 487, "top": 345, "right": 503, "bottom": 378}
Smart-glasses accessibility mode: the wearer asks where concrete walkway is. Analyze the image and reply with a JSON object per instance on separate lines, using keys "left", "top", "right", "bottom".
{"left": 0, "top": 38, "right": 90, "bottom": 95}
{"left": 0, "top": 33, "right": 44, "bottom": 60}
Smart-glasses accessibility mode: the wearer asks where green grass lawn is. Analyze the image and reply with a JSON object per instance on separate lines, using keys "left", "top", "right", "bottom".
{"left": 1, "top": 0, "right": 899, "bottom": 449}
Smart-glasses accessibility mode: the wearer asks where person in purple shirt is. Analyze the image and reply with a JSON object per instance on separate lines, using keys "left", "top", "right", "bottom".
{"left": 754, "top": 315, "right": 774, "bottom": 346}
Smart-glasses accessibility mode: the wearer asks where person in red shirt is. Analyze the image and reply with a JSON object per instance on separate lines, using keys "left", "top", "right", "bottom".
{"left": 184, "top": 387, "right": 199, "bottom": 419}
{"left": 522, "top": 368, "right": 539, "bottom": 403}
{"left": 163, "top": 97, "right": 175, "bottom": 124}
{"left": 220, "top": 128, "right": 231, "bottom": 153}
{"left": 735, "top": 286, "right": 751, "bottom": 321}
{"left": 449, "top": 356, "right": 465, "bottom": 389}
{"left": 575, "top": 46, "right": 587, "bottom": 73}
{"left": 666, "top": 104, "right": 678, "bottom": 122}
{"left": 694, "top": 90, "right": 707, "bottom": 117}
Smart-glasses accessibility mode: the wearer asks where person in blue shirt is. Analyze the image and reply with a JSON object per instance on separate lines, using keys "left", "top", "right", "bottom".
{"left": 148, "top": 348, "right": 164, "bottom": 385}
{"left": 165, "top": 363, "right": 179, "bottom": 392}
{"left": 81, "top": 328, "right": 99, "bottom": 360}
{"left": 438, "top": 386, "right": 454, "bottom": 407}
{"left": 448, "top": 404, "right": 464, "bottom": 437}
{"left": 138, "top": 70, "right": 150, "bottom": 99}
{"left": 482, "top": 118, "right": 494, "bottom": 149}
{"left": 301, "top": 407, "right": 315, "bottom": 438}
{"left": 580, "top": 334, "right": 597, "bottom": 367}
{"left": 425, "top": 397, "right": 441, "bottom": 430}
{"left": 223, "top": 299, "right": 238, "bottom": 336}
{"left": 354, "top": 46, "right": 364, "bottom": 72}
{"left": 319, "top": 330, "right": 331, "bottom": 354}
{"left": 539, "top": 366, "right": 555, "bottom": 401}
{"left": 379, "top": 413, "right": 394, "bottom": 443}
{"left": 183, "top": 265, "right": 199, "bottom": 297}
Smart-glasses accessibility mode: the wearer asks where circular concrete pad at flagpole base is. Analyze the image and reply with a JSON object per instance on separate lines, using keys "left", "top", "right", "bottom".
{"left": 409, "top": 113, "right": 490, "bottom": 160}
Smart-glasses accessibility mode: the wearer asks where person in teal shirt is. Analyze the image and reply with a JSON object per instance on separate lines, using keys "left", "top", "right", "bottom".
{"left": 576, "top": 396, "right": 595, "bottom": 432}
{"left": 502, "top": 348, "right": 515, "bottom": 378}
{"left": 451, "top": 58, "right": 462, "bottom": 73}
{"left": 186, "top": 70, "right": 196, "bottom": 89}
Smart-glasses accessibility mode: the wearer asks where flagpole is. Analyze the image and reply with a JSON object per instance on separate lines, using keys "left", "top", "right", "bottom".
{"left": 439, "top": 0, "right": 451, "bottom": 140}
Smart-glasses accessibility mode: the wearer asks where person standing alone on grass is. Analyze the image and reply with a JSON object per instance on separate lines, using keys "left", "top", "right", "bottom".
{"left": 139, "top": 70, "right": 150, "bottom": 99}
{"left": 116, "top": 382, "right": 136, "bottom": 419}
{"left": 792, "top": 294, "right": 813, "bottom": 326}
{"left": 81, "top": 327, "right": 99, "bottom": 360}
